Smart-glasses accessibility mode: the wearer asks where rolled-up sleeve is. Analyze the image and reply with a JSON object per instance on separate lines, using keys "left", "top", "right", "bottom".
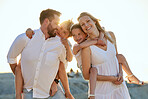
{"left": 7, "top": 33, "right": 29, "bottom": 64}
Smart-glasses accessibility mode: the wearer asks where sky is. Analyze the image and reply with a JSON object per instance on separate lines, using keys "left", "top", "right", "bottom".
{"left": 0, "top": 0, "right": 148, "bottom": 81}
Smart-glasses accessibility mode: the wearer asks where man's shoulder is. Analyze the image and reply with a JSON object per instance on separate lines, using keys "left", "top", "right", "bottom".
{"left": 16, "top": 33, "right": 30, "bottom": 42}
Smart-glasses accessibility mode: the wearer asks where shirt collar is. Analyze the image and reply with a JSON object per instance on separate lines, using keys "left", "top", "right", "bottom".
{"left": 38, "top": 28, "right": 57, "bottom": 41}
{"left": 38, "top": 28, "right": 45, "bottom": 39}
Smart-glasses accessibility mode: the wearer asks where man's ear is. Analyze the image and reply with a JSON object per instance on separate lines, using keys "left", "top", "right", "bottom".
{"left": 44, "top": 18, "right": 50, "bottom": 25}
{"left": 94, "top": 21, "right": 96, "bottom": 24}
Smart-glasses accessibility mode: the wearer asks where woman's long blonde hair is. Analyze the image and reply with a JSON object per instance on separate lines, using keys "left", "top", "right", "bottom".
{"left": 77, "top": 12, "right": 114, "bottom": 43}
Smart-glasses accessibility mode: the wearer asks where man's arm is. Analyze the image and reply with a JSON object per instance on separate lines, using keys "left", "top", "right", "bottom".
{"left": 7, "top": 33, "right": 29, "bottom": 99}
{"left": 9, "top": 63, "right": 17, "bottom": 74}
{"left": 7, "top": 33, "right": 29, "bottom": 74}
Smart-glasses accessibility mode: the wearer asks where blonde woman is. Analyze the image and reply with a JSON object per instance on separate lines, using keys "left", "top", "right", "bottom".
{"left": 78, "top": 12, "right": 131, "bottom": 99}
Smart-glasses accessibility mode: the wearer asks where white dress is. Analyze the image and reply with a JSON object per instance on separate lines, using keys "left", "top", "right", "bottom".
{"left": 89, "top": 40, "right": 131, "bottom": 99}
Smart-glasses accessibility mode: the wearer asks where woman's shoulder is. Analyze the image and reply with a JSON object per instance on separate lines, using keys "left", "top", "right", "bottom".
{"left": 107, "top": 31, "right": 115, "bottom": 38}
{"left": 106, "top": 31, "right": 116, "bottom": 43}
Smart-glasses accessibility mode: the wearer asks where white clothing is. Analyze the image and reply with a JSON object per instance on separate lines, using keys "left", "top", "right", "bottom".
{"left": 7, "top": 28, "right": 66, "bottom": 98}
{"left": 89, "top": 40, "right": 131, "bottom": 99}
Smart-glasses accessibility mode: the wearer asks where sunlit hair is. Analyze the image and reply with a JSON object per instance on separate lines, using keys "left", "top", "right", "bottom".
{"left": 39, "top": 8, "right": 61, "bottom": 25}
{"left": 70, "top": 23, "right": 86, "bottom": 36}
{"left": 77, "top": 12, "right": 114, "bottom": 43}
{"left": 61, "top": 19, "right": 74, "bottom": 37}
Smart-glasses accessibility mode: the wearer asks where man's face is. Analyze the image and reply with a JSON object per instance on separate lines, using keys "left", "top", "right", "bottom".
{"left": 47, "top": 14, "right": 60, "bottom": 37}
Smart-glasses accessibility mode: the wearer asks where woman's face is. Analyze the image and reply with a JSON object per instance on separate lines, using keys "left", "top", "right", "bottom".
{"left": 72, "top": 28, "right": 87, "bottom": 44}
{"left": 79, "top": 16, "right": 96, "bottom": 35}
{"left": 58, "top": 23, "right": 70, "bottom": 39}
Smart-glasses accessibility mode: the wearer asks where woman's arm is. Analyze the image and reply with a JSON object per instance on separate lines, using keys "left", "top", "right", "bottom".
{"left": 81, "top": 47, "right": 91, "bottom": 80}
{"left": 81, "top": 47, "right": 117, "bottom": 82}
{"left": 109, "top": 31, "right": 123, "bottom": 84}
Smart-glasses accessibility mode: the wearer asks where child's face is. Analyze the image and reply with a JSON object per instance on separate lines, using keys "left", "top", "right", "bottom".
{"left": 58, "top": 23, "right": 70, "bottom": 39}
{"left": 72, "top": 28, "right": 87, "bottom": 44}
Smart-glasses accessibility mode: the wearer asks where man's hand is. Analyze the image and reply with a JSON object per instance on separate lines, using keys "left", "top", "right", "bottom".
{"left": 49, "top": 81, "right": 58, "bottom": 96}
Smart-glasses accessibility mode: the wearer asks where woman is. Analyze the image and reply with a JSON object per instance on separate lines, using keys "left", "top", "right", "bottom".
{"left": 77, "top": 12, "right": 131, "bottom": 99}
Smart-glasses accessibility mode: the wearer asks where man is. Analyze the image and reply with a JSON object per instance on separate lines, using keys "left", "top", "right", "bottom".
{"left": 7, "top": 8, "right": 70, "bottom": 99}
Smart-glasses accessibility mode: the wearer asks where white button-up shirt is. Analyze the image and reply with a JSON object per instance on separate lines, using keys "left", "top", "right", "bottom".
{"left": 7, "top": 28, "right": 66, "bottom": 98}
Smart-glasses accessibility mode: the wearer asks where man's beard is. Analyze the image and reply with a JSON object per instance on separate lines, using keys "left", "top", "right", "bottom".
{"left": 48, "top": 30, "right": 56, "bottom": 37}
{"left": 47, "top": 24, "right": 56, "bottom": 37}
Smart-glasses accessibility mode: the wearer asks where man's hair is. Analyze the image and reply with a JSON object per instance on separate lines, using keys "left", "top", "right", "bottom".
{"left": 39, "top": 8, "right": 61, "bottom": 25}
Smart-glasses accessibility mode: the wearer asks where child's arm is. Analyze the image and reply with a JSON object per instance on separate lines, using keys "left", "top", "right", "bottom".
{"left": 73, "top": 32, "right": 106, "bottom": 55}
{"left": 73, "top": 39, "right": 97, "bottom": 55}
{"left": 97, "top": 31, "right": 106, "bottom": 46}
{"left": 61, "top": 38, "right": 73, "bottom": 62}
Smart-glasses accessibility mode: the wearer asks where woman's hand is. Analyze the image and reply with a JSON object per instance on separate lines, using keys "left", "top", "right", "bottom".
{"left": 112, "top": 73, "right": 123, "bottom": 85}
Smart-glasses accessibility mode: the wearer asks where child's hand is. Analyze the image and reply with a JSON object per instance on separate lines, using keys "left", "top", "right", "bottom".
{"left": 26, "top": 28, "right": 34, "bottom": 39}
{"left": 97, "top": 39, "right": 106, "bottom": 46}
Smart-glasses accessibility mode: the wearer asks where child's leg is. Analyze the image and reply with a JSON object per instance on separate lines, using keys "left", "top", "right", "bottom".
{"left": 89, "top": 67, "right": 98, "bottom": 99}
{"left": 58, "top": 61, "right": 74, "bottom": 99}
{"left": 15, "top": 62, "right": 24, "bottom": 99}
{"left": 117, "top": 54, "right": 144, "bottom": 85}
{"left": 117, "top": 54, "right": 133, "bottom": 75}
